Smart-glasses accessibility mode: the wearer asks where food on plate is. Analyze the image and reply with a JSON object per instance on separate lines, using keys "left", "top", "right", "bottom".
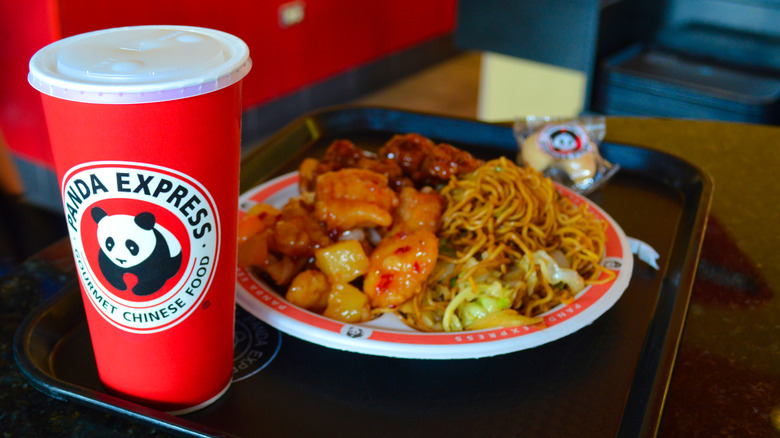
{"left": 324, "top": 283, "right": 372, "bottom": 323}
{"left": 314, "top": 168, "right": 399, "bottom": 230}
{"left": 388, "top": 186, "right": 445, "bottom": 235}
{"left": 286, "top": 269, "right": 330, "bottom": 313}
{"left": 314, "top": 240, "right": 370, "bottom": 284}
{"left": 398, "top": 156, "right": 615, "bottom": 332}
{"left": 298, "top": 139, "right": 409, "bottom": 193}
{"left": 238, "top": 134, "right": 614, "bottom": 331}
{"left": 363, "top": 229, "right": 439, "bottom": 308}
{"left": 380, "top": 133, "right": 483, "bottom": 186}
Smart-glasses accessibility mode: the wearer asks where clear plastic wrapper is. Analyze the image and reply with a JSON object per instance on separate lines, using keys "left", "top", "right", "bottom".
{"left": 514, "top": 115, "right": 618, "bottom": 194}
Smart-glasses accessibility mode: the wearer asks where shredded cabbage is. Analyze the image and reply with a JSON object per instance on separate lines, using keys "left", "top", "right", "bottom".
{"left": 440, "top": 250, "right": 585, "bottom": 332}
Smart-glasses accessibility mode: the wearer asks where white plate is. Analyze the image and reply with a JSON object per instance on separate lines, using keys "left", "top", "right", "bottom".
{"left": 235, "top": 172, "right": 634, "bottom": 359}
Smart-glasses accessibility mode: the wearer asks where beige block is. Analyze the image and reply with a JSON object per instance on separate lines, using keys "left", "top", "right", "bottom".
{"left": 477, "top": 52, "right": 587, "bottom": 122}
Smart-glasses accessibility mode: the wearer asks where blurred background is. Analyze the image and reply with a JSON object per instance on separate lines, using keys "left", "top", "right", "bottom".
{"left": 2, "top": 0, "right": 780, "bottom": 270}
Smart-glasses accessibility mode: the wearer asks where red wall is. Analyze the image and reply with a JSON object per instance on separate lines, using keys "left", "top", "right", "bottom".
{"left": 0, "top": 1, "right": 59, "bottom": 168}
{"left": 0, "top": 0, "right": 457, "bottom": 167}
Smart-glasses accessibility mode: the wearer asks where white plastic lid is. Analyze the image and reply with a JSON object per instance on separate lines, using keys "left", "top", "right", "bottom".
{"left": 29, "top": 25, "right": 252, "bottom": 104}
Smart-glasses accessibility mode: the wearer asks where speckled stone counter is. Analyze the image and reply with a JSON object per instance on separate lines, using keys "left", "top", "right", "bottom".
{"left": 0, "top": 240, "right": 171, "bottom": 437}
{"left": 1, "top": 116, "right": 778, "bottom": 436}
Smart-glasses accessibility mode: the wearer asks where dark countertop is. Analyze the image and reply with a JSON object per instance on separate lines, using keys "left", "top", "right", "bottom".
{"left": 0, "top": 196, "right": 168, "bottom": 436}
{"left": 1, "top": 116, "right": 779, "bottom": 436}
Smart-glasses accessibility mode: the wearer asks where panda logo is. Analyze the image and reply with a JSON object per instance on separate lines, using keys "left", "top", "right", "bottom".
{"left": 550, "top": 129, "right": 581, "bottom": 153}
{"left": 538, "top": 124, "right": 591, "bottom": 159}
{"left": 91, "top": 206, "right": 183, "bottom": 296}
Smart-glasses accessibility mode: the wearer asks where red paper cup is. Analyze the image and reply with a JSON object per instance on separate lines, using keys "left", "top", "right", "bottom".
{"left": 28, "top": 26, "right": 251, "bottom": 414}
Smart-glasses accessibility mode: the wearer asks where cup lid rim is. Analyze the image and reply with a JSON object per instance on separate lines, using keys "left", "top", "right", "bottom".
{"left": 28, "top": 25, "right": 252, "bottom": 104}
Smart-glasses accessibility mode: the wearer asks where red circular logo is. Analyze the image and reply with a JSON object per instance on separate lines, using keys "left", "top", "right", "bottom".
{"left": 537, "top": 124, "right": 592, "bottom": 159}
{"left": 62, "top": 161, "right": 219, "bottom": 333}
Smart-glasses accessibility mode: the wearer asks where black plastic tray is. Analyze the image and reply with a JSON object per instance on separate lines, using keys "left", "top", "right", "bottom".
{"left": 15, "top": 107, "right": 712, "bottom": 437}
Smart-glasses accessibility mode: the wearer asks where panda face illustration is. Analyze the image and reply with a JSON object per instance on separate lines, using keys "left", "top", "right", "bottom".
{"left": 95, "top": 213, "right": 156, "bottom": 268}
{"left": 550, "top": 130, "right": 580, "bottom": 153}
{"left": 91, "top": 207, "right": 183, "bottom": 296}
